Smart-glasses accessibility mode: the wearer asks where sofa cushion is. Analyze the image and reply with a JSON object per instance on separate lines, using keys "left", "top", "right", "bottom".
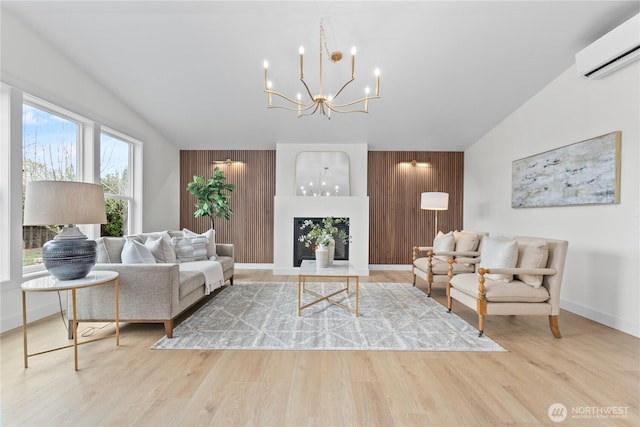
{"left": 183, "top": 228, "right": 216, "bottom": 258}
{"left": 516, "top": 239, "right": 549, "bottom": 288}
{"left": 136, "top": 231, "right": 172, "bottom": 244}
{"left": 450, "top": 273, "right": 550, "bottom": 303}
{"left": 414, "top": 257, "right": 475, "bottom": 275}
{"left": 433, "top": 231, "right": 455, "bottom": 261}
{"left": 96, "top": 237, "right": 127, "bottom": 263}
{"left": 145, "top": 235, "right": 177, "bottom": 263}
{"left": 172, "top": 236, "right": 208, "bottom": 262}
{"left": 121, "top": 238, "right": 156, "bottom": 264}
{"left": 481, "top": 236, "right": 518, "bottom": 282}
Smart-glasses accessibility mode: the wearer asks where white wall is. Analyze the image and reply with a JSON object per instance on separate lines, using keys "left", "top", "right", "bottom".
{"left": 0, "top": 11, "right": 181, "bottom": 332}
{"left": 464, "top": 63, "right": 640, "bottom": 337}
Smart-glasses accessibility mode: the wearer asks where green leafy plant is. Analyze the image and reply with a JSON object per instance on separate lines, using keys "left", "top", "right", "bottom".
{"left": 298, "top": 217, "right": 350, "bottom": 248}
{"left": 186, "top": 167, "right": 235, "bottom": 230}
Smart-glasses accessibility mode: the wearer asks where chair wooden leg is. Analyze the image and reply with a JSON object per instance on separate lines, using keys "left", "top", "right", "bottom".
{"left": 549, "top": 315, "right": 562, "bottom": 338}
{"left": 478, "top": 314, "right": 485, "bottom": 337}
{"left": 412, "top": 273, "right": 416, "bottom": 286}
{"left": 427, "top": 280, "right": 432, "bottom": 297}
{"left": 446, "top": 283, "right": 452, "bottom": 312}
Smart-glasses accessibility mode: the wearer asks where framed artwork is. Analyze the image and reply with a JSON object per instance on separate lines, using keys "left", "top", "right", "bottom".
{"left": 512, "top": 131, "right": 621, "bottom": 208}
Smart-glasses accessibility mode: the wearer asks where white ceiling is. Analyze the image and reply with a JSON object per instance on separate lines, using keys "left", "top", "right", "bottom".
{"left": 3, "top": 1, "right": 639, "bottom": 151}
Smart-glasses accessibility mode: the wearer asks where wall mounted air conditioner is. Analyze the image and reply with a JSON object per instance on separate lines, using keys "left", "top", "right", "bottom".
{"left": 575, "top": 13, "right": 640, "bottom": 79}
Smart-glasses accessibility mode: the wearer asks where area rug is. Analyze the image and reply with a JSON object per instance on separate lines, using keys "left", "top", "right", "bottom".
{"left": 151, "top": 282, "right": 506, "bottom": 352}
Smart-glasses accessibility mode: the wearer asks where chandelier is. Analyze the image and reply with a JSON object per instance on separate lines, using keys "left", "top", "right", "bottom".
{"left": 263, "top": 21, "right": 380, "bottom": 118}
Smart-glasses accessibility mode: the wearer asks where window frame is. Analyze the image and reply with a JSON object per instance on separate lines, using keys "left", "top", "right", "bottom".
{"left": 7, "top": 91, "right": 143, "bottom": 278}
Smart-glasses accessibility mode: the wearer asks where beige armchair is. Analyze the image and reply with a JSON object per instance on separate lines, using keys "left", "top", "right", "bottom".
{"left": 447, "top": 236, "right": 568, "bottom": 338}
{"left": 413, "top": 231, "right": 487, "bottom": 296}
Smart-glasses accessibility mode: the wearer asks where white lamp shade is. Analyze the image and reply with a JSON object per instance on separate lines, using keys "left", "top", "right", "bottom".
{"left": 23, "top": 181, "right": 107, "bottom": 226}
{"left": 421, "top": 192, "right": 449, "bottom": 210}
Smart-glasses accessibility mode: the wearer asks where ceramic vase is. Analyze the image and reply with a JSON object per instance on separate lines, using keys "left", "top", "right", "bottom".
{"left": 315, "top": 245, "right": 329, "bottom": 268}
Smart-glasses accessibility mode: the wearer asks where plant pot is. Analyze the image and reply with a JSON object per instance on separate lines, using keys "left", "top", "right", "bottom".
{"left": 315, "top": 245, "right": 329, "bottom": 268}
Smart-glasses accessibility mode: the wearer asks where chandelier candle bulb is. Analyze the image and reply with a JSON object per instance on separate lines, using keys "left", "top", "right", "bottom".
{"left": 351, "top": 47, "right": 356, "bottom": 78}
{"left": 375, "top": 69, "right": 380, "bottom": 96}
{"left": 263, "top": 61, "right": 269, "bottom": 89}
{"left": 299, "top": 46, "right": 304, "bottom": 79}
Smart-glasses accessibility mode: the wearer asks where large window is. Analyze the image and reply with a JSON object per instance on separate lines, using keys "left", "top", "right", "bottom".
{"left": 100, "top": 131, "right": 131, "bottom": 237}
{"left": 19, "top": 94, "right": 140, "bottom": 273}
{"left": 22, "top": 104, "right": 80, "bottom": 267}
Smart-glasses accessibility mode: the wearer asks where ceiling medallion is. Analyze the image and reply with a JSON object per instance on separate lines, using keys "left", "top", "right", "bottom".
{"left": 263, "top": 21, "right": 380, "bottom": 119}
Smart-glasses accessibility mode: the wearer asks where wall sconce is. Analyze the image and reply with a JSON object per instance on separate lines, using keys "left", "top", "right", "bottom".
{"left": 212, "top": 158, "right": 244, "bottom": 166}
{"left": 400, "top": 160, "right": 431, "bottom": 168}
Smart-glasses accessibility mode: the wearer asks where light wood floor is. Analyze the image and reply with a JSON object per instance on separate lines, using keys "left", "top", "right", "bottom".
{"left": 2, "top": 270, "right": 638, "bottom": 426}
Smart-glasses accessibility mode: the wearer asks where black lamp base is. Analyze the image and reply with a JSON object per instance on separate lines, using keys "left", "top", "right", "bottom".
{"left": 42, "top": 239, "right": 97, "bottom": 281}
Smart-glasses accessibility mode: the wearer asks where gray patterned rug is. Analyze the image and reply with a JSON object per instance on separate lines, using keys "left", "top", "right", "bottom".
{"left": 151, "top": 282, "right": 506, "bottom": 352}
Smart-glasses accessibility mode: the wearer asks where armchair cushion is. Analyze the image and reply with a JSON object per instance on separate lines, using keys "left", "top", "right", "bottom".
{"left": 454, "top": 231, "right": 480, "bottom": 252}
{"left": 433, "top": 231, "right": 455, "bottom": 261}
{"left": 516, "top": 239, "right": 549, "bottom": 287}
{"left": 450, "top": 273, "right": 550, "bottom": 303}
{"left": 481, "top": 236, "right": 518, "bottom": 282}
{"left": 414, "top": 257, "right": 475, "bottom": 275}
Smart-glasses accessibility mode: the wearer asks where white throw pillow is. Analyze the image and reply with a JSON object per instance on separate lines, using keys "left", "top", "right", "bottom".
{"left": 183, "top": 228, "right": 216, "bottom": 258}
{"left": 516, "top": 239, "right": 549, "bottom": 287}
{"left": 481, "top": 236, "right": 518, "bottom": 282}
{"left": 433, "top": 231, "right": 455, "bottom": 261}
{"left": 145, "top": 235, "right": 177, "bottom": 263}
{"left": 121, "top": 238, "right": 156, "bottom": 264}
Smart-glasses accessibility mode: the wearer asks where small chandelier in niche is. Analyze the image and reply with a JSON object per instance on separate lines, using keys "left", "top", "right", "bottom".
{"left": 263, "top": 21, "right": 381, "bottom": 119}
{"left": 299, "top": 167, "right": 340, "bottom": 197}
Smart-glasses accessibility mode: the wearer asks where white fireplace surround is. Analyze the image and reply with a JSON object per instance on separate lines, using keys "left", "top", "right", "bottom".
{"left": 273, "top": 143, "right": 369, "bottom": 275}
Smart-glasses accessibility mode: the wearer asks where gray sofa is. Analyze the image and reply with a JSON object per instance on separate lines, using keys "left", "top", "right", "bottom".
{"left": 69, "top": 231, "right": 234, "bottom": 338}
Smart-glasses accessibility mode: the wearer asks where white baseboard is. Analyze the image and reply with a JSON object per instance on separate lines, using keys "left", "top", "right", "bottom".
{"left": 1, "top": 301, "right": 63, "bottom": 334}
{"left": 561, "top": 298, "right": 639, "bottom": 338}
{"left": 235, "top": 263, "right": 274, "bottom": 269}
{"left": 368, "top": 264, "right": 412, "bottom": 271}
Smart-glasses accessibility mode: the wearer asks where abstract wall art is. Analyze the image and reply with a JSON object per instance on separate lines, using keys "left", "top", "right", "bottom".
{"left": 512, "top": 131, "right": 621, "bottom": 208}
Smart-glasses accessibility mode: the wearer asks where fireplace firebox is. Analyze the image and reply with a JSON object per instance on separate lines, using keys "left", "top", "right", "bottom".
{"left": 293, "top": 217, "right": 350, "bottom": 267}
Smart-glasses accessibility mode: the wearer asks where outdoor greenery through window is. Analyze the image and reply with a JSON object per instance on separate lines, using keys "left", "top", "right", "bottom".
{"left": 21, "top": 97, "right": 138, "bottom": 270}
{"left": 22, "top": 104, "right": 78, "bottom": 267}
{"left": 100, "top": 132, "right": 131, "bottom": 237}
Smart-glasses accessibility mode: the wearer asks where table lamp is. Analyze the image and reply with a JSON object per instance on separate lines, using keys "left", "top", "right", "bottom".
{"left": 421, "top": 192, "right": 449, "bottom": 238}
{"left": 23, "top": 181, "right": 107, "bottom": 280}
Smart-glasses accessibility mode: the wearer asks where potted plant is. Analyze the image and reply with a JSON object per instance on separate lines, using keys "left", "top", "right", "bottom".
{"left": 186, "top": 167, "right": 235, "bottom": 230}
{"left": 298, "top": 217, "right": 350, "bottom": 266}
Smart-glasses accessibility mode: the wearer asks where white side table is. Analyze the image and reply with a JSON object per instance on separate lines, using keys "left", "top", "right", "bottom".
{"left": 22, "top": 270, "right": 120, "bottom": 370}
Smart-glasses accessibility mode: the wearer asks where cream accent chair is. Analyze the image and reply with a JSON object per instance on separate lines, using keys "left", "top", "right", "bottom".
{"left": 447, "top": 236, "right": 568, "bottom": 338}
{"left": 412, "top": 231, "right": 488, "bottom": 296}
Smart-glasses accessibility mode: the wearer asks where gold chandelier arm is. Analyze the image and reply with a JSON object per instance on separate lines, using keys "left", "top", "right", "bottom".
{"left": 300, "top": 78, "right": 315, "bottom": 101}
{"left": 331, "top": 77, "right": 355, "bottom": 100}
{"left": 264, "top": 89, "right": 303, "bottom": 106}
{"left": 264, "top": 90, "right": 318, "bottom": 112}
{"left": 329, "top": 94, "right": 380, "bottom": 109}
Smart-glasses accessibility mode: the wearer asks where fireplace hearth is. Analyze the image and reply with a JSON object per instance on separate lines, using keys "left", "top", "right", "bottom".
{"left": 293, "top": 217, "right": 350, "bottom": 267}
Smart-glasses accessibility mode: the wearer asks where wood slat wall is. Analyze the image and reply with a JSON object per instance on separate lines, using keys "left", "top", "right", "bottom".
{"left": 180, "top": 150, "right": 276, "bottom": 263}
{"left": 180, "top": 150, "right": 463, "bottom": 264}
{"left": 368, "top": 151, "right": 464, "bottom": 264}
